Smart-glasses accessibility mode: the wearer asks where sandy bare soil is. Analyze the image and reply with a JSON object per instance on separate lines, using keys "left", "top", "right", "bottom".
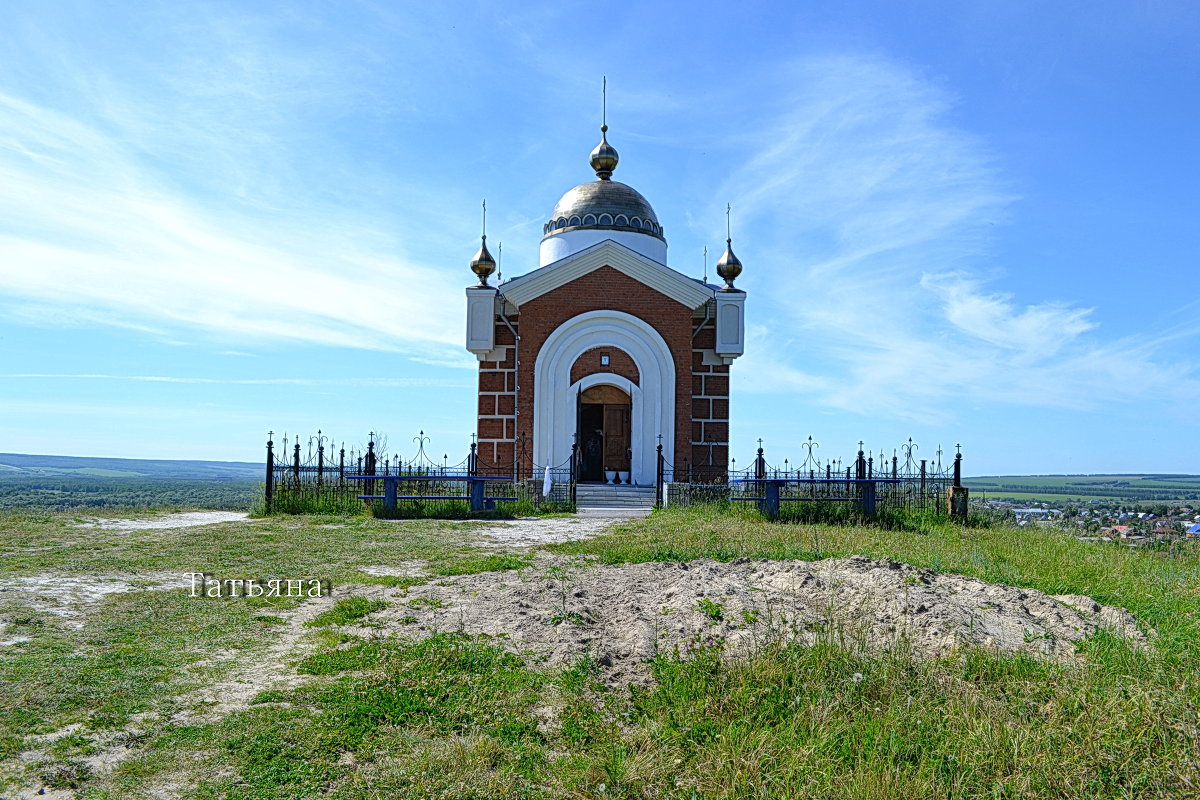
{"left": 72, "top": 511, "right": 249, "bottom": 531}
{"left": 468, "top": 514, "right": 638, "bottom": 546}
{"left": 0, "top": 573, "right": 192, "bottom": 630}
{"left": 343, "top": 554, "right": 1144, "bottom": 685}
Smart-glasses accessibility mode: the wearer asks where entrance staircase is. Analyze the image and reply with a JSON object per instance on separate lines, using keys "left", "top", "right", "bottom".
{"left": 575, "top": 483, "right": 657, "bottom": 514}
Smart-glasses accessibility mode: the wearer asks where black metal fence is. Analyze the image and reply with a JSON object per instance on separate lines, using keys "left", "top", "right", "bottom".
{"left": 656, "top": 437, "right": 965, "bottom": 517}
{"left": 263, "top": 431, "right": 574, "bottom": 515}
{"left": 264, "top": 430, "right": 965, "bottom": 519}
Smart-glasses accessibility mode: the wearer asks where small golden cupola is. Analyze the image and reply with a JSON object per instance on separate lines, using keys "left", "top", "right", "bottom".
{"left": 589, "top": 124, "right": 619, "bottom": 180}
{"left": 715, "top": 203, "right": 743, "bottom": 291}
{"left": 469, "top": 200, "right": 496, "bottom": 286}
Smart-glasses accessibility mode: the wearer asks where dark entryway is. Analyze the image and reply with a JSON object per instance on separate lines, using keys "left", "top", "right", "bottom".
{"left": 577, "top": 385, "right": 631, "bottom": 483}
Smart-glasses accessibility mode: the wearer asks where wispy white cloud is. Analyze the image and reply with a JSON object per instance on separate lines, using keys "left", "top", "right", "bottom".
{"left": 716, "top": 55, "right": 1199, "bottom": 419}
{"left": 922, "top": 272, "right": 1096, "bottom": 360}
{"left": 0, "top": 59, "right": 469, "bottom": 360}
{"left": 0, "top": 374, "right": 473, "bottom": 388}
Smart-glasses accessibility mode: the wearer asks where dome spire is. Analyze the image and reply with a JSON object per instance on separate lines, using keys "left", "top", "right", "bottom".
{"left": 469, "top": 199, "right": 496, "bottom": 286}
{"left": 715, "top": 203, "right": 743, "bottom": 291}
{"left": 590, "top": 76, "right": 619, "bottom": 180}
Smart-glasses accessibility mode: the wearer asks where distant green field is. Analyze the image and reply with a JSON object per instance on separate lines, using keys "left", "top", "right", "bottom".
{"left": 965, "top": 474, "right": 1200, "bottom": 505}
{"left": 0, "top": 453, "right": 262, "bottom": 510}
{"left": 0, "top": 476, "right": 260, "bottom": 511}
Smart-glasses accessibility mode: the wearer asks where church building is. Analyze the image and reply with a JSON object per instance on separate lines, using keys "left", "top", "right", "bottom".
{"left": 464, "top": 124, "right": 746, "bottom": 486}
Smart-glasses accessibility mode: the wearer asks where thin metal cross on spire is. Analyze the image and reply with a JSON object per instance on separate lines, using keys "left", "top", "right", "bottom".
{"left": 602, "top": 76, "right": 607, "bottom": 128}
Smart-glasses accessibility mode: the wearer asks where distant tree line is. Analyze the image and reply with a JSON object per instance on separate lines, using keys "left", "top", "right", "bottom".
{"left": 0, "top": 476, "right": 259, "bottom": 511}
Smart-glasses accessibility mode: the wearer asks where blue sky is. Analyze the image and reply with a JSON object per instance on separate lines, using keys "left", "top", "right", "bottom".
{"left": 1, "top": 0, "right": 1197, "bottom": 474}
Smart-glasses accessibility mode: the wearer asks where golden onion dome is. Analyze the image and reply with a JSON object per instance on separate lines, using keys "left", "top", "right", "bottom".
{"left": 715, "top": 238, "right": 743, "bottom": 290}
{"left": 469, "top": 235, "right": 496, "bottom": 286}
{"left": 589, "top": 125, "right": 619, "bottom": 179}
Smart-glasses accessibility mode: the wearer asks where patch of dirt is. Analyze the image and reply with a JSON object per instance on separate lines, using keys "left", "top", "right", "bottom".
{"left": 12, "top": 720, "right": 155, "bottom": 800}
{"left": 359, "top": 561, "right": 429, "bottom": 578}
{"left": 0, "top": 573, "right": 192, "bottom": 627}
{"left": 72, "top": 511, "right": 249, "bottom": 531}
{"left": 466, "top": 515, "right": 634, "bottom": 547}
{"left": 345, "top": 554, "right": 1144, "bottom": 685}
{"left": 169, "top": 594, "right": 339, "bottom": 725}
{"left": 5, "top": 592, "right": 340, "bottom": 799}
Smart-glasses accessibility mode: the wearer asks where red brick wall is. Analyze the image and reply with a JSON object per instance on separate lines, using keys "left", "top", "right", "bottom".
{"left": 475, "top": 265, "right": 731, "bottom": 481}
{"left": 569, "top": 346, "right": 640, "bottom": 386}
{"left": 475, "top": 315, "right": 518, "bottom": 470}
{"left": 515, "top": 266, "right": 694, "bottom": 476}
{"left": 690, "top": 318, "right": 730, "bottom": 482}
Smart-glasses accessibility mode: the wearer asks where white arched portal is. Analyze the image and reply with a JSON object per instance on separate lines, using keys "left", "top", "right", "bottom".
{"left": 534, "top": 310, "right": 675, "bottom": 486}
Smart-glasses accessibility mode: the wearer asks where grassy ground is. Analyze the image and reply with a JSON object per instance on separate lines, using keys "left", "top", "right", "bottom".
{"left": 2, "top": 506, "right": 1199, "bottom": 798}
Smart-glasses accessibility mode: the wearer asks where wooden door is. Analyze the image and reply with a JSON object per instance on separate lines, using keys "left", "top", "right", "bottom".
{"left": 603, "top": 404, "right": 630, "bottom": 471}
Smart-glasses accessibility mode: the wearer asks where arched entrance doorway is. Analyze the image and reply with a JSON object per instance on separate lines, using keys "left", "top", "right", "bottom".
{"left": 577, "top": 384, "right": 631, "bottom": 483}
{"left": 533, "top": 309, "right": 675, "bottom": 487}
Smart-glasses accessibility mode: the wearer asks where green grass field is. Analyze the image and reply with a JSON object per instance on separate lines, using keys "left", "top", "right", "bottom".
{"left": 965, "top": 473, "right": 1200, "bottom": 505}
{"left": 2, "top": 506, "right": 1199, "bottom": 798}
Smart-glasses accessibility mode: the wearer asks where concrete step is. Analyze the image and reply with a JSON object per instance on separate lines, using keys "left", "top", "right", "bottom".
{"left": 575, "top": 485, "right": 657, "bottom": 510}
{"left": 573, "top": 491, "right": 657, "bottom": 510}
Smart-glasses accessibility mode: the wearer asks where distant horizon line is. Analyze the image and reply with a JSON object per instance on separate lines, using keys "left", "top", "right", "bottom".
{"left": 1, "top": 452, "right": 1196, "bottom": 480}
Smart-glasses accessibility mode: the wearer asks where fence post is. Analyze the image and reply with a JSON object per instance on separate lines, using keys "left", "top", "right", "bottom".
{"left": 655, "top": 441, "right": 664, "bottom": 508}
{"left": 569, "top": 438, "right": 578, "bottom": 507}
{"left": 861, "top": 481, "right": 876, "bottom": 515}
{"left": 317, "top": 442, "right": 325, "bottom": 485}
{"left": 469, "top": 441, "right": 478, "bottom": 475}
{"left": 365, "top": 440, "right": 376, "bottom": 498}
{"left": 377, "top": 476, "right": 392, "bottom": 510}
{"left": 293, "top": 444, "right": 301, "bottom": 484}
{"left": 264, "top": 435, "right": 275, "bottom": 514}
{"left": 920, "top": 459, "right": 927, "bottom": 509}
{"left": 947, "top": 445, "right": 969, "bottom": 519}
{"left": 339, "top": 447, "right": 345, "bottom": 483}
{"left": 470, "top": 477, "right": 485, "bottom": 512}
{"left": 762, "top": 480, "right": 781, "bottom": 520}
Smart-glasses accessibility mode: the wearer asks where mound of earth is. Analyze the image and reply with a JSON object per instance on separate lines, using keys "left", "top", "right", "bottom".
{"left": 347, "top": 555, "right": 1143, "bottom": 685}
